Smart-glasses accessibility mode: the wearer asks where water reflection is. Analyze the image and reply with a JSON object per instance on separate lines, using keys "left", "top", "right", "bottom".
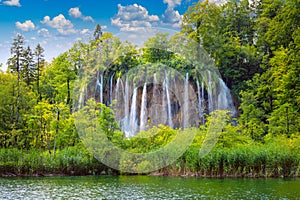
{"left": 0, "top": 176, "right": 299, "bottom": 199}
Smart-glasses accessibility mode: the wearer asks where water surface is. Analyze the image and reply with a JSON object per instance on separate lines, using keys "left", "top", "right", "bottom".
{"left": 0, "top": 176, "right": 299, "bottom": 199}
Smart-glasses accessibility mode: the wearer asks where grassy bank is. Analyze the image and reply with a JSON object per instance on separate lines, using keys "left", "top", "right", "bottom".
{"left": 0, "top": 145, "right": 117, "bottom": 177}
{"left": 1, "top": 135, "right": 299, "bottom": 178}
{"left": 163, "top": 143, "right": 300, "bottom": 178}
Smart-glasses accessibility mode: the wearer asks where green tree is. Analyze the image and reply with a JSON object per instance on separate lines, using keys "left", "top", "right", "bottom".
{"left": 34, "top": 43, "right": 45, "bottom": 101}
{"left": 22, "top": 46, "right": 35, "bottom": 86}
{"left": 7, "top": 34, "right": 25, "bottom": 128}
{"left": 93, "top": 24, "right": 103, "bottom": 41}
{"left": 142, "top": 33, "right": 174, "bottom": 63}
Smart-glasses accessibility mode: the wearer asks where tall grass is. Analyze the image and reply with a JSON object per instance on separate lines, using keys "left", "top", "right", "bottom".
{"left": 0, "top": 145, "right": 110, "bottom": 176}
{"left": 1, "top": 133, "right": 299, "bottom": 177}
{"left": 178, "top": 139, "right": 300, "bottom": 177}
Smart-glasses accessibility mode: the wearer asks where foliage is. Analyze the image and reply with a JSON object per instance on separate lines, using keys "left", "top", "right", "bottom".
{"left": 0, "top": 1, "right": 299, "bottom": 176}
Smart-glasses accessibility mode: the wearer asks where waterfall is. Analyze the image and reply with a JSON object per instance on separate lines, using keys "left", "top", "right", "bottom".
{"left": 98, "top": 74, "right": 103, "bottom": 104}
{"left": 106, "top": 68, "right": 236, "bottom": 137}
{"left": 183, "top": 72, "right": 189, "bottom": 128}
{"left": 78, "top": 86, "right": 85, "bottom": 110}
{"left": 201, "top": 80, "right": 205, "bottom": 124}
{"left": 140, "top": 83, "right": 148, "bottom": 131}
{"left": 127, "top": 87, "right": 138, "bottom": 137}
{"left": 162, "top": 80, "right": 167, "bottom": 125}
{"left": 196, "top": 79, "right": 203, "bottom": 123}
{"left": 165, "top": 74, "right": 173, "bottom": 128}
{"left": 217, "top": 78, "right": 236, "bottom": 116}
{"left": 109, "top": 73, "right": 114, "bottom": 105}
{"left": 207, "top": 71, "right": 213, "bottom": 113}
{"left": 173, "top": 78, "right": 179, "bottom": 115}
{"left": 114, "top": 77, "right": 125, "bottom": 122}
{"left": 124, "top": 79, "right": 129, "bottom": 124}
{"left": 150, "top": 73, "right": 159, "bottom": 127}
{"left": 115, "top": 77, "right": 122, "bottom": 100}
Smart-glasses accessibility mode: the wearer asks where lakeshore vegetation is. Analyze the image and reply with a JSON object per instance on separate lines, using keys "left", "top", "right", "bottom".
{"left": 0, "top": 0, "right": 299, "bottom": 177}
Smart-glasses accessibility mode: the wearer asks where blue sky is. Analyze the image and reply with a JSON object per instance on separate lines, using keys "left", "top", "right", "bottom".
{"left": 0, "top": 0, "right": 201, "bottom": 70}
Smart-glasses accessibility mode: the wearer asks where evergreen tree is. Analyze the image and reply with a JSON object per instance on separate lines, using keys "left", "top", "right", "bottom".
{"left": 93, "top": 24, "right": 103, "bottom": 41}
{"left": 34, "top": 43, "right": 45, "bottom": 101}
{"left": 22, "top": 46, "right": 35, "bottom": 86}
{"left": 7, "top": 34, "right": 25, "bottom": 128}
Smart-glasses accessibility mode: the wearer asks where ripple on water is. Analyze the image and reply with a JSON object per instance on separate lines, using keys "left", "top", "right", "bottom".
{"left": 0, "top": 176, "right": 299, "bottom": 199}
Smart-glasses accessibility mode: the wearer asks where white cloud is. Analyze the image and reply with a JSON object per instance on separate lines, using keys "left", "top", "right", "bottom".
{"left": 38, "top": 28, "right": 51, "bottom": 37}
{"left": 68, "top": 7, "right": 94, "bottom": 22}
{"left": 111, "top": 4, "right": 159, "bottom": 32}
{"left": 69, "top": 7, "right": 81, "bottom": 18}
{"left": 163, "top": 0, "right": 181, "bottom": 9}
{"left": 15, "top": 20, "right": 35, "bottom": 31}
{"left": 162, "top": 0, "right": 183, "bottom": 28}
{"left": 80, "top": 28, "right": 89, "bottom": 35}
{"left": 161, "top": 7, "right": 182, "bottom": 28}
{"left": 82, "top": 16, "right": 94, "bottom": 22}
{"left": 209, "top": 0, "right": 227, "bottom": 6}
{"left": 41, "top": 14, "right": 77, "bottom": 35}
{"left": 3, "top": 0, "right": 21, "bottom": 7}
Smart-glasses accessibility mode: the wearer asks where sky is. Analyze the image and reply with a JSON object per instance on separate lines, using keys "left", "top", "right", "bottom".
{"left": 0, "top": 0, "right": 203, "bottom": 71}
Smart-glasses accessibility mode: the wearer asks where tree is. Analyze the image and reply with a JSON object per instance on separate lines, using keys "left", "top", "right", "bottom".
{"left": 22, "top": 46, "right": 35, "bottom": 86}
{"left": 142, "top": 33, "right": 174, "bottom": 63}
{"left": 93, "top": 24, "right": 103, "bottom": 41}
{"left": 7, "top": 34, "right": 25, "bottom": 128}
{"left": 182, "top": 0, "right": 262, "bottom": 100}
{"left": 43, "top": 53, "right": 77, "bottom": 112}
{"left": 182, "top": 0, "right": 223, "bottom": 58}
{"left": 34, "top": 43, "right": 45, "bottom": 101}
{"left": 239, "top": 0, "right": 300, "bottom": 137}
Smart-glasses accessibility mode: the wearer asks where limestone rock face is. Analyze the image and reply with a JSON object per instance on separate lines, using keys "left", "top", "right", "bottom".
{"left": 83, "top": 69, "right": 236, "bottom": 137}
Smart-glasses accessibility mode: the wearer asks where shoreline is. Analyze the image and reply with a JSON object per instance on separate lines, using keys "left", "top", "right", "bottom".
{"left": 1, "top": 171, "right": 299, "bottom": 178}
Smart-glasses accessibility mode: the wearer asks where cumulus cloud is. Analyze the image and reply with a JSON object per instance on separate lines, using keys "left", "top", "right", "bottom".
{"left": 209, "top": 0, "right": 227, "bottom": 6}
{"left": 3, "top": 0, "right": 21, "bottom": 7}
{"left": 15, "top": 20, "right": 35, "bottom": 31}
{"left": 162, "top": 0, "right": 182, "bottom": 28}
{"left": 111, "top": 4, "right": 159, "bottom": 32}
{"left": 38, "top": 28, "right": 51, "bottom": 38}
{"left": 163, "top": 0, "right": 181, "bottom": 9}
{"left": 68, "top": 7, "right": 94, "bottom": 22}
{"left": 161, "top": 7, "right": 182, "bottom": 28}
{"left": 80, "top": 28, "right": 89, "bottom": 35}
{"left": 41, "top": 14, "right": 77, "bottom": 35}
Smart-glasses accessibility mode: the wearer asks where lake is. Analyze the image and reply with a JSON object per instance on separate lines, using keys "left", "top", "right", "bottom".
{"left": 0, "top": 176, "right": 299, "bottom": 199}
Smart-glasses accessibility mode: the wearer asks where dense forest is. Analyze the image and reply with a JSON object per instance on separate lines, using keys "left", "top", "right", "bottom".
{"left": 0, "top": 0, "right": 299, "bottom": 177}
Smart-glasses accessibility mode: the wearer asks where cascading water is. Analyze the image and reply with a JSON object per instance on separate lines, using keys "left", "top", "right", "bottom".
{"left": 217, "top": 78, "right": 236, "bottom": 116}
{"left": 183, "top": 72, "right": 189, "bottom": 128}
{"left": 150, "top": 74, "right": 159, "bottom": 127}
{"left": 201, "top": 80, "right": 205, "bottom": 124}
{"left": 196, "top": 79, "right": 203, "bottom": 123}
{"left": 207, "top": 71, "right": 213, "bottom": 113}
{"left": 78, "top": 86, "right": 85, "bottom": 110}
{"left": 97, "top": 74, "right": 103, "bottom": 104}
{"left": 101, "top": 69, "right": 235, "bottom": 137}
{"left": 162, "top": 80, "right": 167, "bottom": 125}
{"left": 127, "top": 87, "right": 138, "bottom": 137}
{"left": 109, "top": 73, "right": 114, "bottom": 105}
{"left": 165, "top": 74, "right": 173, "bottom": 128}
{"left": 140, "top": 83, "right": 148, "bottom": 131}
{"left": 115, "top": 77, "right": 123, "bottom": 100}
{"left": 124, "top": 79, "right": 129, "bottom": 127}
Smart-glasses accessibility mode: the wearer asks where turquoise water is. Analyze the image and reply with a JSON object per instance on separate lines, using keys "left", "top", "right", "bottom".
{"left": 0, "top": 176, "right": 299, "bottom": 199}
